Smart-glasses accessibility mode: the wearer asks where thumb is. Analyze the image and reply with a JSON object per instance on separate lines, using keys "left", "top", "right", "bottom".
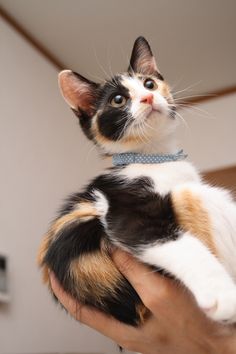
{"left": 112, "top": 249, "right": 138, "bottom": 278}
{"left": 113, "top": 249, "right": 171, "bottom": 307}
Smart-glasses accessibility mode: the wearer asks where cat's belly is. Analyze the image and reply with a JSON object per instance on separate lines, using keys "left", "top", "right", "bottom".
{"left": 172, "top": 182, "right": 236, "bottom": 281}
{"left": 200, "top": 185, "right": 236, "bottom": 280}
{"left": 119, "top": 162, "right": 236, "bottom": 280}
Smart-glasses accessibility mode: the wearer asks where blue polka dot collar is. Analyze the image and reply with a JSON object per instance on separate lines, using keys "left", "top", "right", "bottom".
{"left": 112, "top": 150, "right": 187, "bottom": 166}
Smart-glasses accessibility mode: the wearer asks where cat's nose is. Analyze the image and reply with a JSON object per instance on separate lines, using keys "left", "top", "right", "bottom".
{"left": 140, "top": 93, "right": 154, "bottom": 105}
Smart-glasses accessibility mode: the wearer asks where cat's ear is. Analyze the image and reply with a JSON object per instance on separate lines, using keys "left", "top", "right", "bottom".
{"left": 58, "top": 70, "right": 99, "bottom": 117}
{"left": 128, "top": 37, "right": 163, "bottom": 78}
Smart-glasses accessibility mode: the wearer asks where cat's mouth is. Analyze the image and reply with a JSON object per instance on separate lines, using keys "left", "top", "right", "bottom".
{"left": 133, "top": 105, "right": 164, "bottom": 127}
{"left": 146, "top": 106, "right": 162, "bottom": 118}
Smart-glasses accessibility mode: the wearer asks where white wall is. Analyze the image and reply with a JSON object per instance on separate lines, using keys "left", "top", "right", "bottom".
{"left": 177, "top": 93, "right": 236, "bottom": 171}
{"left": 0, "top": 17, "right": 117, "bottom": 354}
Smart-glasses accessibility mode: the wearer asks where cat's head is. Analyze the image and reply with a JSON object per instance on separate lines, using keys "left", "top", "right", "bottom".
{"left": 58, "top": 37, "right": 178, "bottom": 155}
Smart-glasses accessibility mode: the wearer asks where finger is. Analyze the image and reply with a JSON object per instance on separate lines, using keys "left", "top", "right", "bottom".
{"left": 78, "top": 304, "right": 139, "bottom": 346}
{"left": 50, "top": 272, "right": 79, "bottom": 317}
{"left": 49, "top": 272, "right": 139, "bottom": 344}
{"left": 112, "top": 249, "right": 178, "bottom": 310}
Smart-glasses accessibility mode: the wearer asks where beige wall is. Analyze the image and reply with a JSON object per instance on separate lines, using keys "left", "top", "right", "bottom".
{"left": 177, "top": 93, "right": 236, "bottom": 171}
{"left": 0, "top": 16, "right": 116, "bottom": 354}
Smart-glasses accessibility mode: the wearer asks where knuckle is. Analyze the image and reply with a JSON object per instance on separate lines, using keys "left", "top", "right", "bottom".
{"left": 116, "top": 253, "right": 134, "bottom": 275}
{"left": 143, "top": 285, "right": 170, "bottom": 310}
{"left": 156, "top": 284, "right": 170, "bottom": 301}
{"left": 143, "top": 294, "right": 158, "bottom": 309}
{"left": 119, "top": 339, "right": 136, "bottom": 352}
{"left": 77, "top": 303, "right": 91, "bottom": 323}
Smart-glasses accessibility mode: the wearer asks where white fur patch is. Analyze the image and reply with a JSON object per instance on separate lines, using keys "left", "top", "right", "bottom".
{"left": 121, "top": 75, "right": 169, "bottom": 118}
{"left": 93, "top": 190, "right": 109, "bottom": 216}
{"left": 120, "top": 161, "right": 200, "bottom": 196}
{"left": 140, "top": 232, "right": 236, "bottom": 323}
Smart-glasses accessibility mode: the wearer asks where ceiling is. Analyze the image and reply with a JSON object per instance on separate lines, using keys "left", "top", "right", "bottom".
{"left": 1, "top": 0, "right": 236, "bottom": 98}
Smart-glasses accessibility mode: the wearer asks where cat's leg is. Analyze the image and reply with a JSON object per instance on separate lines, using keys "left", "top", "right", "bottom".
{"left": 139, "top": 232, "right": 236, "bottom": 323}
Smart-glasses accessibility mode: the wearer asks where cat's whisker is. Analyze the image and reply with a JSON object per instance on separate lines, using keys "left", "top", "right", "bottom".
{"left": 130, "top": 113, "right": 148, "bottom": 144}
{"left": 174, "top": 93, "right": 216, "bottom": 102}
{"left": 117, "top": 114, "right": 133, "bottom": 141}
{"left": 105, "top": 48, "right": 121, "bottom": 88}
{"left": 174, "top": 110, "right": 191, "bottom": 132}
{"left": 138, "top": 122, "right": 150, "bottom": 145}
{"left": 106, "top": 46, "right": 115, "bottom": 81}
{"left": 85, "top": 142, "right": 98, "bottom": 162}
{"left": 87, "top": 71, "right": 106, "bottom": 84}
{"left": 169, "top": 77, "right": 184, "bottom": 92}
{"left": 138, "top": 115, "right": 154, "bottom": 145}
{"left": 133, "top": 123, "right": 144, "bottom": 144}
{"left": 128, "top": 123, "right": 138, "bottom": 143}
{"left": 178, "top": 104, "right": 216, "bottom": 120}
{"left": 172, "top": 80, "right": 203, "bottom": 97}
{"left": 139, "top": 114, "right": 158, "bottom": 134}
{"left": 119, "top": 43, "right": 133, "bottom": 72}
{"left": 176, "top": 100, "right": 215, "bottom": 118}
{"left": 93, "top": 48, "right": 112, "bottom": 81}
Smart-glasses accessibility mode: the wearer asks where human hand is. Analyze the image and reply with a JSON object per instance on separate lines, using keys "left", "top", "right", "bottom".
{"left": 49, "top": 250, "right": 236, "bottom": 354}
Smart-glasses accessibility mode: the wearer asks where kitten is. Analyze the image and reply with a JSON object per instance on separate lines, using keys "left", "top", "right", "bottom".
{"left": 38, "top": 36, "right": 236, "bottom": 326}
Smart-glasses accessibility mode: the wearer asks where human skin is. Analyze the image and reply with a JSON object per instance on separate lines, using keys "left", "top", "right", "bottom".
{"left": 49, "top": 250, "right": 236, "bottom": 354}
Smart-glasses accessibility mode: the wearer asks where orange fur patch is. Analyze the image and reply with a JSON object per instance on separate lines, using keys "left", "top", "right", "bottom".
{"left": 69, "top": 240, "right": 148, "bottom": 322}
{"left": 37, "top": 233, "right": 52, "bottom": 283}
{"left": 50, "top": 202, "right": 98, "bottom": 237}
{"left": 92, "top": 119, "right": 143, "bottom": 150}
{"left": 69, "top": 240, "right": 122, "bottom": 302}
{"left": 172, "top": 189, "right": 217, "bottom": 256}
{"left": 37, "top": 201, "right": 99, "bottom": 283}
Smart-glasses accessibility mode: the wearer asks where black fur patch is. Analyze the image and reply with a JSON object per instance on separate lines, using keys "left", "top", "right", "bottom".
{"left": 97, "top": 76, "right": 130, "bottom": 106}
{"left": 98, "top": 109, "right": 129, "bottom": 140}
{"left": 87, "top": 173, "right": 179, "bottom": 250}
{"left": 96, "top": 76, "right": 132, "bottom": 140}
{"left": 72, "top": 108, "right": 93, "bottom": 140}
{"left": 101, "top": 280, "right": 143, "bottom": 325}
{"left": 79, "top": 276, "right": 143, "bottom": 326}
{"left": 45, "top": 218, "right": 104, "bottom": 285}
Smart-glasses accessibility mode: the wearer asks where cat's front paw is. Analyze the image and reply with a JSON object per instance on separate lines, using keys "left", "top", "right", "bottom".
{"left": 196, "top": 288, "right": 236, "bottom": 324}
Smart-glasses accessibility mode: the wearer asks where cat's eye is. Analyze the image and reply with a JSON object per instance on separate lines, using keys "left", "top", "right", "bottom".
{"left": 110, "top": 95, "right": 127, "bottom": 108}
{"left": 144, "top": 79, "right": 157, "bottom": 90}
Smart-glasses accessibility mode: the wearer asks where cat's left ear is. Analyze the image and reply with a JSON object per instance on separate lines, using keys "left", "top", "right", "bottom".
{"left": 128, "top": 36, "right": 163, "bottom": 79}
{"left": 58, "top": 70, "right": 99, "bottom": 117}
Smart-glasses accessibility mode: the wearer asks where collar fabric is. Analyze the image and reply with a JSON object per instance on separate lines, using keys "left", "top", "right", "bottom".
{"left": 112, "top": 150, "right": 187, "bottom": 166}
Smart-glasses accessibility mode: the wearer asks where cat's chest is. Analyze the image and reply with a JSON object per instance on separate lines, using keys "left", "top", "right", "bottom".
{"left": 118, "top": 161, "right": 201, "bottom": 195}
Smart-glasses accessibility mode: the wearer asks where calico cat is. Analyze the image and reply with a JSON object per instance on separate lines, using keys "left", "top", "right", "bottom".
{"left": 38, "top": 36, "right": 236, "bottom": 326}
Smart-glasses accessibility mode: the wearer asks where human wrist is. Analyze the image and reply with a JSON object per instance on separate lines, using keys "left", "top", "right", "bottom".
{"left": 207, "top": 325, "right": 236, "bottom": 354}
{"left": 218, "top": 332, "right": 236, "bottom": 354}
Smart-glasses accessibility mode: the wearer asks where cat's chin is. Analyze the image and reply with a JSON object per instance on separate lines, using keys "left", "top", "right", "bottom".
{"left": 147, "top": 107, "right": 162, "bottom": 116}
{"left": 144, "top": 107, "right": 171, "bottom": 122}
